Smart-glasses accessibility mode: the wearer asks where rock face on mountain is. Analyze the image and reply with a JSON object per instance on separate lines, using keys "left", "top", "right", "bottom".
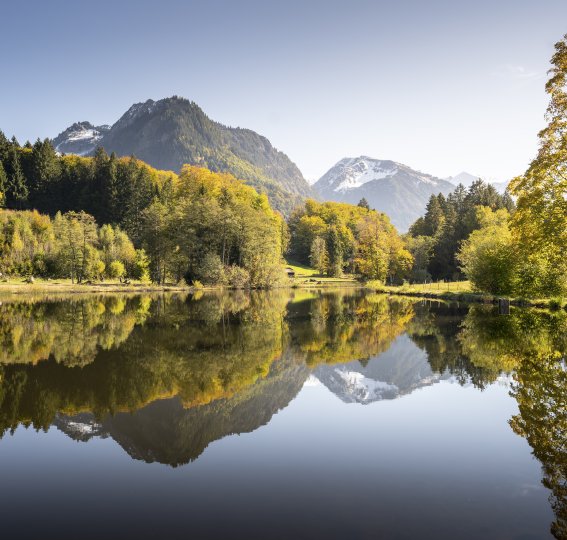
{"left": 53, "top": 97, "right": 314, "bottom": 215}
{"left": 52, "top": 121, "right": 110, "bottom": 156}
{"left": 313, "top": 156, "right": 454, "bottom": 231}
{"left": 314, "top": 334, "right": 452, "bottom": 404}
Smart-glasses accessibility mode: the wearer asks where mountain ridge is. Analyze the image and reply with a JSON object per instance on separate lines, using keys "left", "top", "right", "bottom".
{"left": 313, "top": 156, "right": 455, "bottom": 231}
{"left": 52, "top": 96, "right": 315, "bottom": 215}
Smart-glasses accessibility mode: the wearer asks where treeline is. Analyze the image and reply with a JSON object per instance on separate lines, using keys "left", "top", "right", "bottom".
{"left": 407, "top": 180, "right": 514, "bottom": 281}
{"left": 407, "top": 34, "right": 567, "bottom": 298}
{"left": 288, "top": 198, "right": 412, "bottom": 282}
{"left": 0, "top": 135, "right": 286, "bottom": 287}
{"left": 0, "top": 209, "right": 148, "bottom": 282}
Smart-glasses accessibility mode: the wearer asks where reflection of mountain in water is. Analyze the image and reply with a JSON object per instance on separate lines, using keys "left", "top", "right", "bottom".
{"left": 314, "top": 334, "right": 451, "bottom": 404}
{"left": 54, "top": 351, "right": 309, "bottom": 467}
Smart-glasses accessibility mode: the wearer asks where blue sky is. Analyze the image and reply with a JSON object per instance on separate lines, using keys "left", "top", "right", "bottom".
{"left": 1, "top": 0, "right": 566, "bottom": 182}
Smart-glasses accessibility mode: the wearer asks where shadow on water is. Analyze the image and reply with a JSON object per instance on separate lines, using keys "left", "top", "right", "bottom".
{"left": 0, "top": 290, "right": 564, "bottom": 537}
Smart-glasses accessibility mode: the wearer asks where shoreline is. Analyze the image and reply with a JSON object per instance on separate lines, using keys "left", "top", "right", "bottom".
{"left": 0, "top": 279, "right": 564, "bottom": 311}
{"left": 378, "top": 287, "right": 566, "bottom": 311}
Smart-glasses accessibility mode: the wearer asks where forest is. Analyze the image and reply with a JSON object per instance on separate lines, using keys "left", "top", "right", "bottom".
{"left": 0, "top": 35, "right": 565, "bottom": 297}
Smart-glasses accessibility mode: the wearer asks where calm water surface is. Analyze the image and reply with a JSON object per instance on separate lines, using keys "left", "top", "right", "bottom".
{"left": 0, "top": 290, "right": 564, "bottom": 539}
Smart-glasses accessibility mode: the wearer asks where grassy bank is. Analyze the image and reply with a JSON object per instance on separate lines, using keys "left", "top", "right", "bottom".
{"left": 374, "top": 281, "right": 567, "bottom": 311}
{"left": 286, "top": 262, "right": 362, "bottom": 288}
{"left": 0, "top": 278, "right": 190, "bottom": 295}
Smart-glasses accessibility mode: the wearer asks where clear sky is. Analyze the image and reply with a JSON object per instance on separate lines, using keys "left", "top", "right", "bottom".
{"left": 2, "top": 0, "right": 566, "bottom": 182}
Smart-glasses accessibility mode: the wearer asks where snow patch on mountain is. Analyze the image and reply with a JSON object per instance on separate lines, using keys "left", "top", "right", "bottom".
{"left": 323, "top": 157, "right": 440, "bottom": 194}
{"left": 53, "top": 121, "right": 110, "bottom": 156}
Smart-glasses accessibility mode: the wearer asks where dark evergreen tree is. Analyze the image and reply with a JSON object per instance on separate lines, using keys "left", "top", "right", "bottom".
{"left": 0, "top": 161, "right": 7, "bottom": 207}
{"left": 358, "top": 197, "right": 370, "bottom": 210}
{"left": 30, "top": 138, "right": 61, "bottom": 209}
{"left": 5, "top": 144, "right": 28, "bottom": 209}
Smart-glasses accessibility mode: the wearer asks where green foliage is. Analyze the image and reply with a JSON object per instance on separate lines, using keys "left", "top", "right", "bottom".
{"left": 289, "top": 199, "right": 412, "bottom": 282}
{"left": 0, "top": 209, "right": 141, "bottom": 282}
{"left": 408, "top": 181, "right": 514, "bottom": 281}
{"left": 457, "top": 208, "right": 516, "bottom": 295}
{"left": 0, "top": 133, "right": 290, "bottom": 287}
{"left": 108, "top": 260, "right": 126, "bottom": 280}
{"left": 143, "top": 166, "right": 286, "bottom": 288}
{"left": 309, "top": 236, "right": 328, "bottom": 275}
{"left": 509, "top": 34, "right": 567, "bottom": 298}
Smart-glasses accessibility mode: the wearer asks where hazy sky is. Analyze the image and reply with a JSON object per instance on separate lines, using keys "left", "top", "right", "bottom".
{"left": 2, "top": 0, "right": 566, "bottom": 182}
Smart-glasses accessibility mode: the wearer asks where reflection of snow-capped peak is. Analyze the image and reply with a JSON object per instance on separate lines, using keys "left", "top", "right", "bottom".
{"left": 52, "top": 413, "right": 107, "bottom": 442}
{"left": 314, "top": 334, "right": 455, "bottom": 404}
{"left": 303, "top": 374, "right": 322, "bottom": 387}
{"left": 333, "top": 369, "right": 399, "bottom": 403}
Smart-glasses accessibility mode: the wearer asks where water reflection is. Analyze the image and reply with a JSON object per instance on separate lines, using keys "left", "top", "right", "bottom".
{"left": 0, "top": 291, "right": 565, "bottom": 537}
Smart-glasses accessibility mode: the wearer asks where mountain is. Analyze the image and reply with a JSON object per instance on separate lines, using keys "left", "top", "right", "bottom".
{"left": 491, "top": 180, "right": 510, "bottom": 194}
{"left": 446, "top": 171, "right": 510, "bottom": 194}
{"left": 313, "top": 156, "right": 455, "bottom": 232}
{"left": 445, "top": 171, "right": 479, "bottom": 188}
{"left": 53, "top": 350, "right": 309, "bottom": 467}
{"left": 52, "top": 121, "right": 110, "bottom": 156}
{"left": 53, "top": 97, "right": 314, "bottom": 216}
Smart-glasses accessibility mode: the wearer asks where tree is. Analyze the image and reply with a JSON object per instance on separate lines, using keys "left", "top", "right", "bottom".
{"left": 108, "top": 260, "right": 126, "bottom": 280}
{"left": 5, "top": 145, "right": 28, "bottom": 209}
{"left": 53, "top": 211, "right": 99, "bottom": 283}
{"left": 0, "top": 162, "right": 7, "bottom": 208}
{"left": 509, "top": 33, "right": 567, "bottom": 296}
{"left": 310, "top": 236, "right": 328, "bottom": 275}
{"left": 30, "top": 139, "right": 60, "bottom": 205}
{"left": 357, "top": 198, "right": 370, "bottom": 210}
{"left": 457, "top": 208, "right": 516, "bottom": 295}
{"left": 326, "top": 226, "right": 343, "bottom": 277}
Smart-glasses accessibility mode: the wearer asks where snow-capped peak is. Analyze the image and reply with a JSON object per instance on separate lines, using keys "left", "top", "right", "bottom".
{"left": 318, "top": 156, "right": 442, "bottom": 194}
{"left": 53, "top": 121, "right": 110, "bottom": 156}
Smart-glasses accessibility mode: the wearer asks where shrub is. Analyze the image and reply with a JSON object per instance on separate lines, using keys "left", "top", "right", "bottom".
{"left": 225, "top": 265, "right": 250, "bottom": 289}
{"left": 196, "top": 253, "right": 225, "bottom": 285}
{"left": 108, "top": 260, "right": 126, "bottom": 280}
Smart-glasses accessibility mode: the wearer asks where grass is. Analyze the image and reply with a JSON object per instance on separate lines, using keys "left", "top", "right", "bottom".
{"left": 0, "top": 277, "right": 189, "bottom": 295}
{"left": 385, "top": 281, "right": 472, "bottom": 294}
{"left": 284, "top": 260, "right": 361, "bottom": 287}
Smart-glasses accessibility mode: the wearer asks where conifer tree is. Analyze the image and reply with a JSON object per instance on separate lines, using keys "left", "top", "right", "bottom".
{"left": 0, "top": 161, "right": 7, "bottom": 207}
{"left": 6, "top": 145, "right": 28, "bottom": 209}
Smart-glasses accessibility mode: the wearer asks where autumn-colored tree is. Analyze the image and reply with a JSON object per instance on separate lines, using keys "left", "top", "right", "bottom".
{"left": 509, "top": 33, "right": 567, "bottom": 296}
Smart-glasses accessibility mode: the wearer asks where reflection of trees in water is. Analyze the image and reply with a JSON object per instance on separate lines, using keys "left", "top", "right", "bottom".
{"left": 511, "top": 353, "right": 566, "bottom": 539}
{"left": 0, "top": 290, "right": 291, "bottom": 436}
{"left": 0, "top": 295, "right": 150, "bottom": 366}
{"left": 451, "top": 305, "right": 566, "bottom": 540}
{"left": 288, "top": 291, "right": 415, "bottom": 367}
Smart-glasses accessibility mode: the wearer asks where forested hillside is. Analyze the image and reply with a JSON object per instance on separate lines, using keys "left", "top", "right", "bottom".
{"left": 53, "top": 97, "right": 314, "bottom": 216}
{"left": 0, "top": 135, "right": 286, "bottom": 287}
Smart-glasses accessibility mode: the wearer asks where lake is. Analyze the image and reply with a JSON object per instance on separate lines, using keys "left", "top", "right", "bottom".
{"left": 0, "top": 290, "right": 564, "bottom": 539}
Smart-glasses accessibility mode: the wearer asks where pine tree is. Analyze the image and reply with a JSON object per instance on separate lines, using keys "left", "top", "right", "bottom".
{"left": 30, "top": 138, "right": 60, "bottom": 209}
{"left": 6, "top": 145, "right": 28, "bottom": 209}
{"left": 0, "top": 161, "right": 7, "bottom": 207}
{"left": 357, "top": 197, "right": 370, "bottom": 210}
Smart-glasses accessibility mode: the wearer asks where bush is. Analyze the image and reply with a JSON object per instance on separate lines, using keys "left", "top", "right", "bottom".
{"left": 108, "top": 260, "right": 126, "bottom": 280}
{"left": 225, "top": 265, "right": 250, "bottom": 289}
{"left": 196, "top": 253, "right": 225, "bottom": 285}
{"left": 192, "top": 280, "right": 204, "bottom": 289}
